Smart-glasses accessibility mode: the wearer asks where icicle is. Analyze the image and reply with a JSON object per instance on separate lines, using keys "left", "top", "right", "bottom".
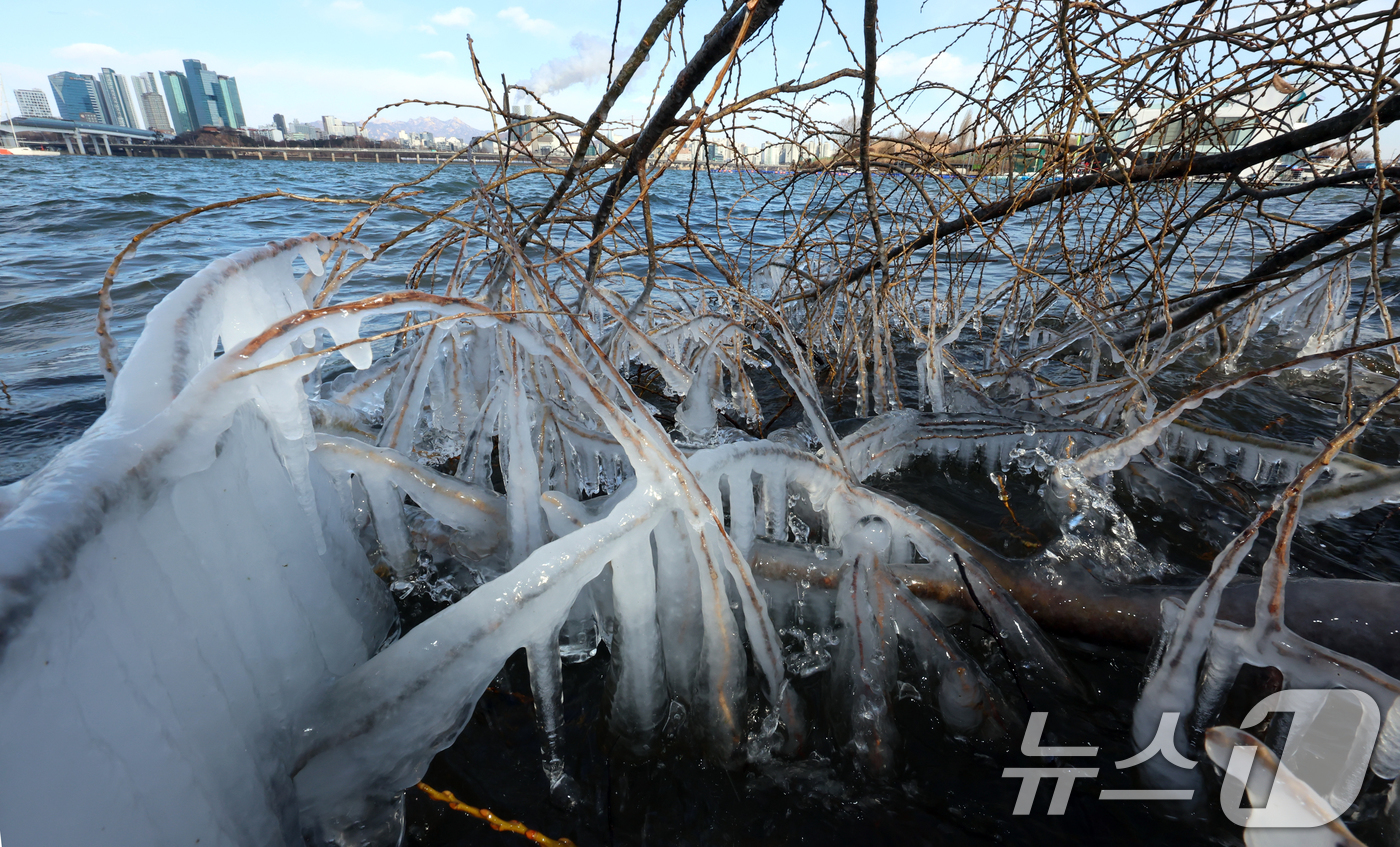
{"left": 653, "top": 510, "right": 704, "bottom": 711}
{"left": 455, "top": 383, "right": 500, "bottom": 488}
{"left": 295, "top": 240, "right": 326, "bottom": 276}
{"left": 885, "top": 574, "right": 1014, "bottom": 738}
{"left": 359, "top": 475, "right": 415, "bottom": 576}
{"left": 763, "top": 471, "right": 788, "bottom": 540}
{"left": 1187, "top": 636, "right": 1248, "bottom": 740}
{"left": 927, "top": 340, "right": 947, "bottom": 413}
{"left": 500, "top": 338, "right": 546, "bottom": 566}
{"left": 675, "top": 347, "right": 722, "bottom": 444}
{"left": 378, "top": 325, "right": 452, "bottom": 454}
{"left": 684, "top": 518, "right": 746, "bottom": 754}
{"left": 1075, "top": 353, "right": 1339, "bottom": 479}
{"left": 727, "top": 470, "right": 757, "bottom": 556}
{"left": 526, "top": 636, "right": 582, "bottom": 806}
{"left": 609, "top": 529, "right": 665, "bottom": 743}
{"left": 840, "top": 411, "right": 1103, "bottom": 482}
{"left": 1132, "top": 518, "right": 1262, "bottom": 792}
{"left": 558, "top": 586, "right": 601, "bottom": 663}
{"left": 834, "top": 518, "right": 898, "bottom": 775}
{"left": 1165, "top": 421, "right": 1400, "bottom": 524}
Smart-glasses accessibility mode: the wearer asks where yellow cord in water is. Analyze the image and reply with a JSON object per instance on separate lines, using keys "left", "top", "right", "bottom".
{"left": 416, "top": 782, "right": 576, "bottom": 847}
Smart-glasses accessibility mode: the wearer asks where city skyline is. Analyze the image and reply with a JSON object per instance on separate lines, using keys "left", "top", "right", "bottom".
{"left": 14, "top": 60, "right": 248, "bottom": 137}
{"left": 13, "top": 71, "right": 412, "bottom": 146}
{"left": 0, "top": 1, "right": 995, "bottom": 145}
{"left": 3, "top": 1, "right": 1397, "bottom": 156}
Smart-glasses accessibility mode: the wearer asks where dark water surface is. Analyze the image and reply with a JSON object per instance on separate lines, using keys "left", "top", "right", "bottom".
{"left": 4, "top": 156, "right": 1399, "bottom": 846}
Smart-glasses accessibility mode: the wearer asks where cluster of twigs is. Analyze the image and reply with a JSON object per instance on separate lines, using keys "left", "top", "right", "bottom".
{"left": 100, "top": 0, "right": 1400, "bottom": 434}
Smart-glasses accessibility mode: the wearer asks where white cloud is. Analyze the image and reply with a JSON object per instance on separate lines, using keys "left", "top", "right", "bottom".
{"left": 52, "top": 43, "right": 124, "bottom": 63}
{"left": 524, "top": 34, "right": 612, "bottom": 94}
{"left": 878, "top": 51, "right": 978, "bottom": 84}
{"left": 431, "top": 6, "right": 476, "bottom": 27}
{"left": 421, "top": 50, "right": 455, "bottom": 62}
{"left": 498, "top": 6, "right": 555, "bottom": 36}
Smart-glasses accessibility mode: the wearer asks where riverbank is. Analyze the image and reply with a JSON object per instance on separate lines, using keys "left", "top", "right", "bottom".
{"left": 13, "top": 142, "right": 808, "bottom": 172}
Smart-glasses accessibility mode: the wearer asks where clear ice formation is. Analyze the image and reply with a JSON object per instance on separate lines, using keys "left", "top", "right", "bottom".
{"left": 0, "top": 237, "right": 395, "bottom": 846}
{"left": 4, "top": 236, "right": 1400, "bottom": 845}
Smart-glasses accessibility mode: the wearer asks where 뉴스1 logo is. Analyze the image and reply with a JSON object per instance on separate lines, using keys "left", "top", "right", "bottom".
{"left": 1003, "top": 688, "right": 1380, "bottom": 831}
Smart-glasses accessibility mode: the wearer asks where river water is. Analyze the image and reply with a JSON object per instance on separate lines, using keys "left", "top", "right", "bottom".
{"left": 1, "top": 156, "right": 486, "bottom": 483}
{"left": 4, "top": 155, "right": 1400, "bottom": 845}
{"left": 0, "top": 156, "right": 811, "bottom": 483}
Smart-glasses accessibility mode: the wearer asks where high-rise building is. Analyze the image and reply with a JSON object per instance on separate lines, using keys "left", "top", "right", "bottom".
{"left": 93, "top": 80, "right": 116, "bottom": 125}
{"left": 217, "top": 76, "right": 245, "bottom": 129}
{"left": 138, "top": 92, "right": 173, "bottom": 133}
{"left": 180, "top": 60, "right": 246, "bottom": 129}
{"left": 131, "top": 73, "right": 174, "bottom": 133}
{"left": 13, "top": 89, "right": 54, "bottom": 118}
{"left": 98, "top": 68, "right": 137, "bottom": 129}
{"left": 322, "top": 116, "right": 362, "bottom": 138}
{"left": 272, "top": 113, "right": 287, "bottom": 134}
{"left": 48, "top": 72, "right": 107, "bottom": 123}
{"left": 116, "top": 73, "right": 138, "bottom": 126}
{"left": 182, "top": 60, "right": 224, "bottom": 128}
{"left": 159, "top": 71, "right": 196, "bottom": 135}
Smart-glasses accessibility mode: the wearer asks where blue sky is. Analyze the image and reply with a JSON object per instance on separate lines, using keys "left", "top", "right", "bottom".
{"left": 2, "top": 0, "right": 1394, "bottom": 155}
{"left": 0, "top": 0, "right": 985, "bottom": 132}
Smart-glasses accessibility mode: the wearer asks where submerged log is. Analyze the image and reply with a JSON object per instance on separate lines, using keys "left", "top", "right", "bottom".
{"left": 751, "top": 497, "right": 1400, "bottom": 677}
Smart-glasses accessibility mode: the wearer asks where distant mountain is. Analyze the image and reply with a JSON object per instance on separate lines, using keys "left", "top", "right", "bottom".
{"left": 364, "top": 117, "right": 487, "bottom": 141}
